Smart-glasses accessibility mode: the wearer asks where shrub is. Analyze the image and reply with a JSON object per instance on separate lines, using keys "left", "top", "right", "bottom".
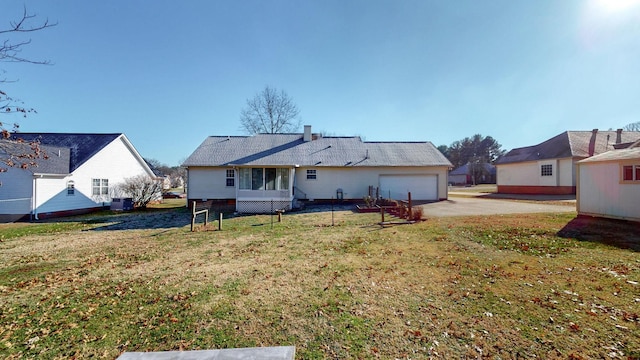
{"left": 410, "top": 206, "right": 424, "bottom": 221}
{"left": 115, "top": 175, "right": 163, "bottom": 208}
{"left": 379, "top": 198, "right": 399, "bottom": 207}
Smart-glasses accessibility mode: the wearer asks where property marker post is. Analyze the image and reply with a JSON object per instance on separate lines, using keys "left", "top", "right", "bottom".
{"left": 191, "top": 201, "right": 196, "bottom": 232}
{"left": 331, "top": 197, "right": 334, "bottom": 226}
{"left": 219, "top": 212, "right": 222, "bottom": 230}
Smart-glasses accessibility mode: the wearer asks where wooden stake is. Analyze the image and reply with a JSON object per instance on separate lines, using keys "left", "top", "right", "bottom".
{"left": 191, "top": 201, "right": 196, "bottom": 232}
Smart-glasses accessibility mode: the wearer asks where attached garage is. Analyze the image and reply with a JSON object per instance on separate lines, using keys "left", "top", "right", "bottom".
{"left": 379, "top": 174, "right": 438, "bottom": 201}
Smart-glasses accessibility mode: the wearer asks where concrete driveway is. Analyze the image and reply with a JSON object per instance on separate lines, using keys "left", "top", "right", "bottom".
{"left": 419, "top": 195, "right": 576, "bottom": 218}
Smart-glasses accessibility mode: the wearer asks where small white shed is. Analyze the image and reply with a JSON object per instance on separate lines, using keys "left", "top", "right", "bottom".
{"left": 576, "top": 146, "right": 640, "bottom": 222}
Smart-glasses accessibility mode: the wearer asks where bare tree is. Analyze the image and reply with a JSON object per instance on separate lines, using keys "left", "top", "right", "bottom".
{"left": 116, "top": 175, "right": 163, "bottom": 209}
{"left": 623, "top": 121, "right": 640, "bottom": 131}
{"left": 240, "top": 86, "right": 301, "bottom": 134}
{"left": 0, "top": 7, "right": 56, "bottom": 170}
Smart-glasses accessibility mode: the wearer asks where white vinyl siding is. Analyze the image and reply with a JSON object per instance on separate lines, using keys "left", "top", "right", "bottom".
{"left": 188, "top": 167, "right": 236, "bottom": 200}
{"left": 578, "top": 161, "right": 640, "bottom": 222}
{"left": 294, "top": 166, "right": 448, "bottom": 201}
{"left": 497, "top": 158, "right": 575, "bottom": 187}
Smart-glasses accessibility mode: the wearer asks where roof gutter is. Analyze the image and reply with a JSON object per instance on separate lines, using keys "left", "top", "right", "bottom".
{"left": 32, "top": 173, "right": 69, "bottom": 178}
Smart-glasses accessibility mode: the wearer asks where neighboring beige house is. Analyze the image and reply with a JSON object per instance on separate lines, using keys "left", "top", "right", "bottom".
{"left": 0, "top": 133, "right": 156, "bottom": 222}
{"left": 183, "top": 125, "right": 452, "bottom": 213}
{"left": 495, "top": 129, "right": 640, "bottom": 195}
{"left": 576, "top": 142, "right": 640, "bottom": 222}
{"left": 449, "top": 162, "right": 496, "bottom": 186}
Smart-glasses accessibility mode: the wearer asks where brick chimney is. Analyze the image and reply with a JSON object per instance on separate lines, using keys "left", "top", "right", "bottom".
{"left": 588, "top": 129, "right": 598, "bottom": 156}
{"left": 616, "top": 128, "right": 622, "bottom": 144}
{"left": 304, "top": 125, "right": 312, "bottom": 142}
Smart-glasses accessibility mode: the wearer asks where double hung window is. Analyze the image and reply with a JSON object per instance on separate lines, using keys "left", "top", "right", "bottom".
{"left": 92, "top": 179, "right": 109, "bottom": 195}
{"left": 622, "top": 165, "right": 640, "bottom": 182}
{"left": 67, "top": 180, "right": 75, "bottom": 195}
{"left": 306, "top": 169, "right": 317, "bottom": 180}
{"left": 226, "top": 169, "right": 235, "bottom": 187}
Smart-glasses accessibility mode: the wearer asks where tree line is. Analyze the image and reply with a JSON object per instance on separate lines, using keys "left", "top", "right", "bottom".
{"left": 438, "top": 134, "right": 505, "bottom": 185}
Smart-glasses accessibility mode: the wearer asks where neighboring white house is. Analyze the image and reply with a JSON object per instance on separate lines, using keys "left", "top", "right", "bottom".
{"left": 183, "top": 125, "right": 452, "bottom": 213}
{"left": 576, "top": 143, "right": 640, "bottom": 222}
{"left": 0, "top": 133, "right": 156, "bottom": 222}
{"left": 495, "top": 129, "right": 640, "bottom": 195}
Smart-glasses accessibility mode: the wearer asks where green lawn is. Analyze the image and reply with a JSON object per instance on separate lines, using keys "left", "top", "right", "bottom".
{"left": 0, "top": 208, "right": 638, "bottom": 359}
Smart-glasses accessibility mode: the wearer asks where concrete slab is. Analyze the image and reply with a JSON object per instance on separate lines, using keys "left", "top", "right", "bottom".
{"left": 420, "top": 196, "right": 575, "bottom": 218}
{"left": 117, "top": 346, "right": 295, "bottom": 360}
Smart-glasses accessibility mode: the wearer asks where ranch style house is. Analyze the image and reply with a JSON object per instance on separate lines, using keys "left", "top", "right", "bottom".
{"left": 183, "top": 126, "right": 452, "bottom": 213}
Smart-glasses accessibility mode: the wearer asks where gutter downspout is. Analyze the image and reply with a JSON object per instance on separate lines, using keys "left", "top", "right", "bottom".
{"left": 32, "top": 175, "right": 40, "bottom": 220}
{"left": 576, "top": 162, "right": 581, "bottom": 215}
{"left": 234, "top": 166, "right": 239, "bottom": 213}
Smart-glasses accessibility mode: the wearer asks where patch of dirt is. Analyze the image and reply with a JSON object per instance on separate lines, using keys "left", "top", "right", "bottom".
{"left": 558, "top": 216, "right": 640, "bottom": 251}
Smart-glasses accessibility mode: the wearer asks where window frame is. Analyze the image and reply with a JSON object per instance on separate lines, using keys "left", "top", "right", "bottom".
{"left": 540, "top": 164, "right": 553, "bottom": 177}
{"left": 306, "top": 169, "right": 317, "bottom": 180}
{"left": 621, "top": 164, "right": 640, "bottom": 183}
{"left": 238, "top": 167, "right": 290, "bottom": 190}
{"left": 226, "top": 169, "right": 235, "bottom": 187}
{"left": 67, "top": 180, "right": 75, "bottom": 195}
{"left": 91, "top": 178, "right": 109, "bottom": 196}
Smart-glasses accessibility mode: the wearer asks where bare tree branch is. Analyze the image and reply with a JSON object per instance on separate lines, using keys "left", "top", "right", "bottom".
{"left": 0, "top": 6, "right": 56, "bottom": 66}
{"left": 115, "top": 175, "right": 163, "bottom": 208}
{"left": 240, "top": 86, "right": 301, "bottom": 134}
{"left": 623, "top": 121, "right": 640, "bottom": 131}
{"left": 0, "top": 6, "right": 55, "bottom": 171}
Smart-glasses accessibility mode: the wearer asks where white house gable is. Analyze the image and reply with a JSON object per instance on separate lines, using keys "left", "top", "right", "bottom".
{"left": 72, "top": 135, "right": 154, "bottom": 203}
{"left": 1, "top": 133, "right": 154, "bottom": 222}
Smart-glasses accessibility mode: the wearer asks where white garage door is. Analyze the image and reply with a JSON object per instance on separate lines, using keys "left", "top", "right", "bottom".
{"left": 379, "top": 175, "right": 438, "bottom": 201}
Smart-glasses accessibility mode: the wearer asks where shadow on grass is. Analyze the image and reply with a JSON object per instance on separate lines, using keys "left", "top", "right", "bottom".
{"left": 558, "top": 216, "right": 640, "bottom": 251}
{"left": 83, "top": 208, "right": 195, "bottom": 231}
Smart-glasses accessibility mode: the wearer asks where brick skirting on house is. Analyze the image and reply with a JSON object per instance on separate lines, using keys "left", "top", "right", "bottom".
{"left": 497, "top": 185, "right": 576, "bottom": 195}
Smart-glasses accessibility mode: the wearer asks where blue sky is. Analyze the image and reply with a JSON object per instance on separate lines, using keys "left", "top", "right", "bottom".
{"left": 2, "top": 0, "right": 640, "bottom": 166}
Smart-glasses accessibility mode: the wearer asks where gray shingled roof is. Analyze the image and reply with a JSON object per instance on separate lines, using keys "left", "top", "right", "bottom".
{"left": 0, "top": 141, "right": 71, "bottom": 174}
{"left": 183, "top": 134, "right": 451, "bottom": 167}
{"left": 31, "top": 145, "right": 71, "bottom": 174}
{"left": 450, "top": 162, "right": 496, "bottom": 176}
{"left": 496, "top": 130, "right": 640, "bottom": 165}
{"left": 578, "top": 144, "right": 640, "bottom": 164}
{"left": 9, "top": 133, "right": 122, "bottom": 172}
